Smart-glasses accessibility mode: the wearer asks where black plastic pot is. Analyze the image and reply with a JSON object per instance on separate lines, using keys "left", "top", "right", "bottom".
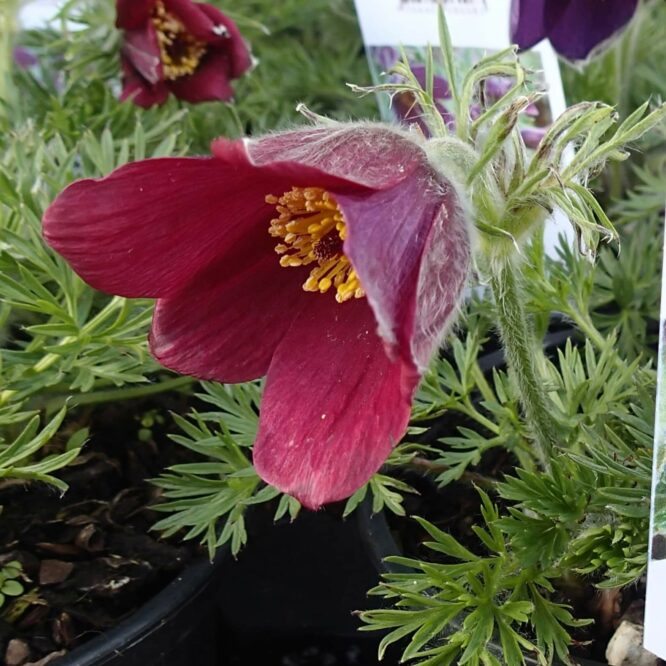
{"left": 214, "top": 501, "right": 390, "bottom": 656}
{"left": 54, "top": 550, "right": 227, "bottom": 666}
{"left": 52, "top": 501, "right": 392, "bottom": 666}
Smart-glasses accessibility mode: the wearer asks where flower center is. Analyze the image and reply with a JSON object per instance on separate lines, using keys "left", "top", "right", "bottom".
{"left": 152, "top": 1, "right": 207, "bottom": 80}
{"left": 266, "top": 187, "right": 364, "bottom": 303}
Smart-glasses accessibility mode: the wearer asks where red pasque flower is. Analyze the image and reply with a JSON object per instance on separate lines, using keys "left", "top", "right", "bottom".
{"left": 42, "top": 124, "right": 471, "bottom": 508}
{"left": 116, "top": 0, "right": 252, "bottom": 108}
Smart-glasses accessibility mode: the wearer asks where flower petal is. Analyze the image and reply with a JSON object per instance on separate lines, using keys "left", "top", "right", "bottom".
{"left": 120, "top": 56, "right": 169, "bottom": 107}
{"left": 116, "top": 0, "right": 155, "bottom": 29}
{"left": 241, "top": 125, "right": 471, "bottom": 371}
{"left": 44, "top": 139, "right": 366, "bottom": 299}
{"left": 168, "top": 51, "right": 234, "bottom": 103}
{"left": 198, "top": 3, "right": 253, "bottom": 77}
{"left": 150, "top": 245, "right": 310, "bottom": 383}
{"left": 44, "top": 157, "right": 238, "bottom": 298}
{"left": 547, "top": 0, "right": 638, "bottom": 61}
{"left": 337, "top": 166, "right": 470, "bottom": 371}
{"left": 163, "top": 0, "right": 229, "bottom": 43}
{"left": 121, "top": 26, "right": 162, "bottom": 85}
{"left": 13, "top": 46, "right": 38, "bottom": 69}
{"left": 410, "top": 196, "right": 471, "bottom": 367}
{"left": 253, "top": 297, "right": 417, "bottom": 509}
{"left": 242, "top": 124, "right": 426, "bottom": 191}
{"left": 510, "top": 0, "right": 550, "bottom": 50}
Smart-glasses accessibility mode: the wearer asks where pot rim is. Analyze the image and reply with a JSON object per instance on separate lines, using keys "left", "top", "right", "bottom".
{"left": 54, "top": 548, "right": 226, "bottom": 666}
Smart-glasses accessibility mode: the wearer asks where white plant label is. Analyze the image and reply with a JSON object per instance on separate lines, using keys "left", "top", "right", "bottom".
{"left": 352, "top": 0, "right": 572, "bottom": 256}
{"left": 644, "top": 220, "right": 666, "bottom": 661}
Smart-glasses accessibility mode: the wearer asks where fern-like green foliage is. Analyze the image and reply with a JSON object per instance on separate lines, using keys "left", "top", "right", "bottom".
{"left": 0, "top": 407, "right": 85, "bottom": 492}
{"left": 1, "top": 114, "right": 187, "bottom": 487}
{"left": 151, "top": 382, "right": 291, "bottom": 558}
{"left": 522, "top": 222, "right": 662, "bottom": 362}
{"left": 368, "top": 294, "right": 656, "bottom": 664}
{"left": 360, "top": 490, "right": 588, "bottom": 666}
{"left": 343, "top": 444, "right": 425, "bottom": 518}
{"left": 362, "top": 379, "right": 654, "bottom": 663}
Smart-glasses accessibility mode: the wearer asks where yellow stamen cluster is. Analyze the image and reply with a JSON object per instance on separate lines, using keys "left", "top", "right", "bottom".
{"left": 152, "top": 1, "right": 207, "bottom": 80}
{"left": 267, "top": 187, "right": 364, "bottom": 303}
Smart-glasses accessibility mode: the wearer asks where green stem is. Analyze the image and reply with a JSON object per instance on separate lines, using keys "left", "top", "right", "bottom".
{"left": 31, "top": 298, "right": 137, "bottom": 375}
{"left": 31, "top": 336, "right": 76, "bottom": 374}
{"left": 460, "top": 398, "right": 500, "bottom": 435}
{"left": 41, "top": 376, "right": 194, "bottom": 412}
{"left": 564, "top": 307, "right": 606, "bottom": 350}
{"left": 408, "top": 456, "right": 497, "bottom": 489}
{"left": 489, "top": 261, "right": 559, "bottom": 470}
{"left": 471, "top": 363, "right": 497, "bottom": 404}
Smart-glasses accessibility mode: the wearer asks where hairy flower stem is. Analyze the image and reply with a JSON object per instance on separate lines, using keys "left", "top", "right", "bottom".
{"left": 489, "top": 260, "right": 559, "bottom": 471}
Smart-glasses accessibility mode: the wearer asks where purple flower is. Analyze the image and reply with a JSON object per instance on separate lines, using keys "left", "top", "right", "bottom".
{"left": 371, "top": 46, "right": 401, "bottom": 74}
{"left": 13, "top": 47, "right": 38, "bottom": 69}
{"left": 510, "top": 0, "right": 639, "bottom": 62}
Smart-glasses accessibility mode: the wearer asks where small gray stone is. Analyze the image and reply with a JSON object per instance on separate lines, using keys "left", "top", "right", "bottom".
{"left": 5, "top": 638, "right": 31, "bottom": 666}
{"left": 606, "top": 620, "right": 660, "bottom": 666}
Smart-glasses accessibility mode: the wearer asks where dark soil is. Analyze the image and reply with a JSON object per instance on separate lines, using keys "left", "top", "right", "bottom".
{"left": 0, "top": 394, "right": 202, "bottom": 665}
{"left": 0, "top": 394, "right": 396, "bottom": 666}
